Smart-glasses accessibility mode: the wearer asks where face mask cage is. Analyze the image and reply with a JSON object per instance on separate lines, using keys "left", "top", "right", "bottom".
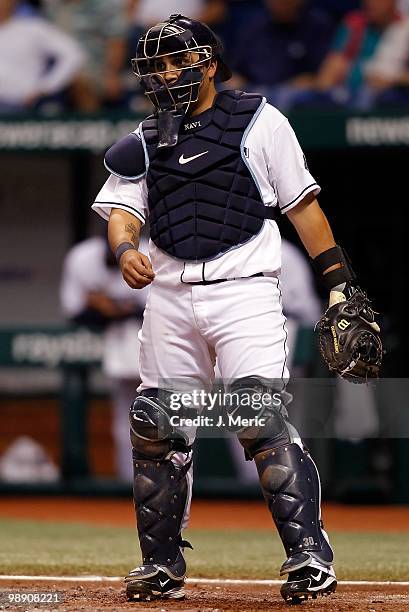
{"left": 131, "top": 22, "right": 214, "bottom": 112}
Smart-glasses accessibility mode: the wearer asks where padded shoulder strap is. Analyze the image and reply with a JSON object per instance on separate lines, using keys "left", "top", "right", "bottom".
{"left": 142, "top": 117, "right": 158, "bottom": 141}
{"left": 217, "top": 89, "right": 265, "bottom": 114}
{"left": 104, "top": 132, "right": 147, "bottom": 180}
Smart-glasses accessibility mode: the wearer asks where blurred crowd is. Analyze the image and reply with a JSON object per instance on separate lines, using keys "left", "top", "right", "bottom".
{"left": 1, "top": 0, "right": 409, "bottom": 114}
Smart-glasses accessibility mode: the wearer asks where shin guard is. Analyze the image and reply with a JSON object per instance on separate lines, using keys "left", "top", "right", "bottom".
{"left": 133, "top": 452, "right": 192, "bottom": 567}
{"left": 254, "top": 443, "right": 333, "bottom": 574}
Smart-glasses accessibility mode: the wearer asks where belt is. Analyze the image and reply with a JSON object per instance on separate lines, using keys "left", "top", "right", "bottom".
{"left": 189, "top": 272, "right": 264, "bottom": 286}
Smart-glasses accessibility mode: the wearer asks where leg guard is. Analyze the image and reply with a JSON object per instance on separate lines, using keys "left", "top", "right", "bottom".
{"left": 133, "top": 455, "right": 192, "bottom": 566}
{"left": 254, "top": 442, "right": 334, "bottom": 575}
{"left": 130, "top": 390, "right": 192, "bottom": 567}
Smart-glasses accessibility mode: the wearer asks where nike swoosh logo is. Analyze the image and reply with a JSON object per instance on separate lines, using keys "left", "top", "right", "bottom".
{"left": 179, "top": 151, "right": 208, "bottom": 165}
{"left": 159, "top": 578, "right": 170, "bottom": 588}
{"left": 311, "top": 571, "right": 322, "bottom": 583}
{"left": 308, "top": 574, "right": 336, "bottom": 592}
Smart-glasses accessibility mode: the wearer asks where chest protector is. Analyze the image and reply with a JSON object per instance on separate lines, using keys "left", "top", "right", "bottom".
{"left": 140, "top": 90, "right": 274, "bottom": 262}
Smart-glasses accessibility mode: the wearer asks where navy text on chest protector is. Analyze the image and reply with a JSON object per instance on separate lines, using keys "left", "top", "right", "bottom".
{"left": 105, "top": 90, "right": 276, "bottom": 262}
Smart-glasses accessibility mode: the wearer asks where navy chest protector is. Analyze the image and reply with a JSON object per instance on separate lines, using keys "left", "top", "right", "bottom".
{"left": 105, "top": 90, "right": 275, "bottom": 262}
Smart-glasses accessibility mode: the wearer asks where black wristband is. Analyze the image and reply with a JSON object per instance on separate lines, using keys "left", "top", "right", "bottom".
{"left": 312, "top": 245, "right": 356, "bottom": 291}
{"left": 115, "top": 242, "right": 136, "bottom": 263}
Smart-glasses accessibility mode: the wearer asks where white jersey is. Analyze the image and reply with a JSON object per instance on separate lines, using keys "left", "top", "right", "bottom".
{"left": 92, "top": 103, "right": 320, "bottom": 285}
{"left": 399, "top": 0, "right": 409, "bottom": 13}
{"left": 365, "top": 17, "right": 409, "bottom": 80}
{"left": 278, "top": 240, "right": 321, "bottom": 368}
{"left": 60, "top": 237, "right": 148, "bottom": 379}
{"left": 280, "top": 240, "right": 321, "bottom": 325}
{"left": 0, "top": 16, "right": 84, "bottom": 105}
{"left": 132, "top": 0, "right": 204, "bottom": 27}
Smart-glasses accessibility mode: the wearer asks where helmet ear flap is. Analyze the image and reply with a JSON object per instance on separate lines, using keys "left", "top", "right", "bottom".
{"left": 214, "top": 55, "right": 232, "bottom": 82}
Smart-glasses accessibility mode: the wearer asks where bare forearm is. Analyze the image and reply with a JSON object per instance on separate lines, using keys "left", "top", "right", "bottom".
{"left": 199, "top": 0, "right": 227, "bottom": 25}
{"left": 126, "top": 0, "right": 139, "bottom": 18}
{"left": 106, "top": 38, "right": 126, "bottom": 73}
{"left": 286, "top": 198, "right": 336, "bottom": 258}
{"left": 108, "top": 208, "right": 154, "bottom": 289}
{"left": 395, "top": 71, "right": 409, "bottom": 86}
{"left": 315, "top": 53, "right": 349, "bottom": 90}
{"left": 286, "top": 198, "right": 362, "bottom": 296}
{"left": 87, "top": 291, "right": 131, "bottom": 317}
{"left": 108, "top": 208, "right": 142, "bottom": 251}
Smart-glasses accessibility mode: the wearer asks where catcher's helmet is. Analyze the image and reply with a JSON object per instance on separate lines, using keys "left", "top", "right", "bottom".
{"left": 131, "top": 14, "right": 231, "bottom": 113}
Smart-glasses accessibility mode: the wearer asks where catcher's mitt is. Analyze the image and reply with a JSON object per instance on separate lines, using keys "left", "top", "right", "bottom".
{"left": 316, "top": 288, "right": 383, "bottom": 383}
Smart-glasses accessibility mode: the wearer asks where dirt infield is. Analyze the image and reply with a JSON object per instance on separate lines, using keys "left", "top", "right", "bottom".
{"left": 1, "top": 499, "right": 409, "bottom": 609}
{"left": 0, "top": 498, "right": 409, "bottom": 531}
{"left": 1, "top": 580, "right": 409, "bottom": 611}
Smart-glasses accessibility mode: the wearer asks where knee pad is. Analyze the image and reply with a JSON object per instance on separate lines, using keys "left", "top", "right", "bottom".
{"left": 130, "top": 389, "right": 190, "bottom": 460}
{"left": 254, "top": 442, "right": 334, "bottom": 573}
{"left": 227, "top": 377, "right": 291, "bottom": 456}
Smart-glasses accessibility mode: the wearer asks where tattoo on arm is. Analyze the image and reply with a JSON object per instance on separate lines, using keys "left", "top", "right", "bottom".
{"left": 125, "top": 223, "right": 139, "bottom": 247}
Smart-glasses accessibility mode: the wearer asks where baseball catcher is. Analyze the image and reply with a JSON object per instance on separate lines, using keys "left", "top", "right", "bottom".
{"left": 92, "top": 13, "right": 382, "bottom": 605}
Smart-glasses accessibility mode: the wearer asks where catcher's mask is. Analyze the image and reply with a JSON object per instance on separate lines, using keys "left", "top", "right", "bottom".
{"left": 131, "top": 13, "right": 231, "bottom": 147}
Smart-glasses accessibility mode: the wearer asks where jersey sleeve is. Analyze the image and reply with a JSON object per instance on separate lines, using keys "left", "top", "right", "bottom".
{"left": 268, "top": 118, "right": 320, "bottom": 214}
{"left": 92, "top": 174, "right": 148, "bottom": 225}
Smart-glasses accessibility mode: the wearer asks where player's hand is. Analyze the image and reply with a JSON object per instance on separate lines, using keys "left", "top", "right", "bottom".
{"left": 88, "top": 291, "right": 122, "bottom": 317}
{"left": 366, "top": 74, "right": 395, "bottom": 92}
{"left": 329, "top": 287, "right": 380, "bottom": 332}
{"left": 103, "top": 72, "right": 123, "bottom": 101}
{"left": 119, "top": 250, "right": 155, "bottom": 289}
{"left": 24, "top": 91, "right": 42, "bottom": 108}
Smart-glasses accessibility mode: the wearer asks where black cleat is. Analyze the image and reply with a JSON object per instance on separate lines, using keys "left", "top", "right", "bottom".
{"left": 125, "top": 553, "right": 186, "bottom": 601}
{"left": 280, "top": 566, "right": 337, "bottom": 604}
